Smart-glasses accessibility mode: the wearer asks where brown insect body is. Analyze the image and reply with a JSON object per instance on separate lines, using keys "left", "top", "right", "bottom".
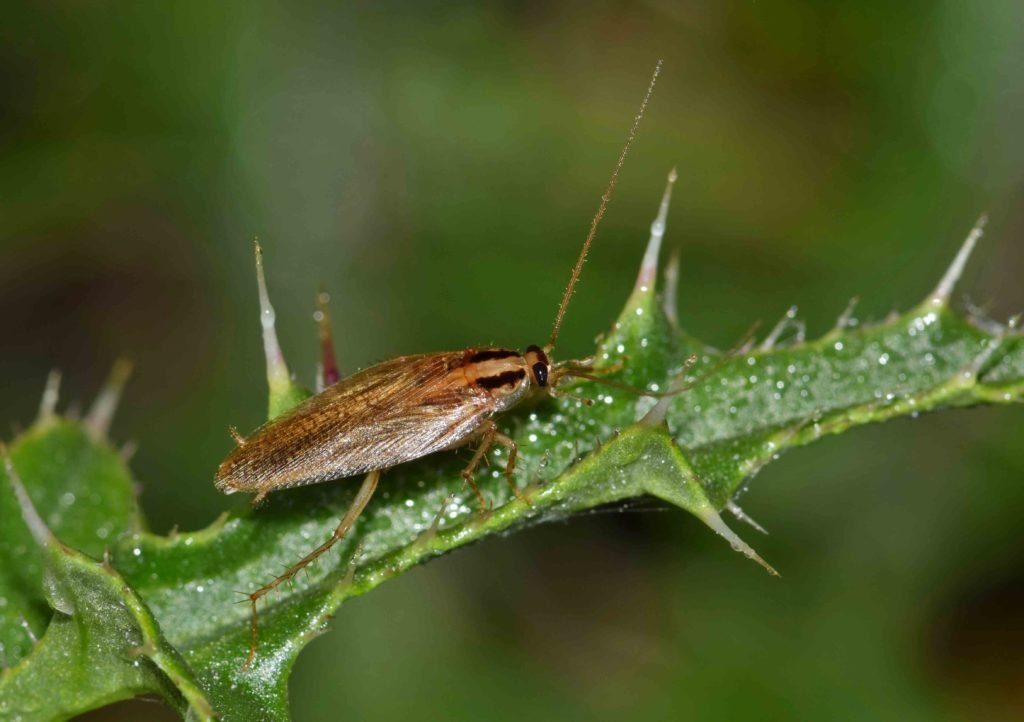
{"left": 215, "top": 346, "right": 547, "bottom": 498}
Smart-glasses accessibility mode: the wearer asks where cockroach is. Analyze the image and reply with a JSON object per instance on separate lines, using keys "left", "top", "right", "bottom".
{"left": 217, "top": 62, "right": 665, "bottom": 666}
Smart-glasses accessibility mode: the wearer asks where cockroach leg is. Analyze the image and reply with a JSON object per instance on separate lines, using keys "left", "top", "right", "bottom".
{"left": 491, "top": 428, "right": 531, "bottom": 505}
{"left": 229, "top": 426, "right": 246, "bottom": 446}
{"left": 460, "top": 421, "right": 529, "bottom": 507}
{"left": 243, "top": 469, "right": 380, "bottom": 669}
{"left": 460, "top": 428, "right": 495, "bottom": 512}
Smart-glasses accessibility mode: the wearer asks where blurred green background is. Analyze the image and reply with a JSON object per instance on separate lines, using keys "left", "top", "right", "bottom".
{"left": 3, "top": 1, "right": 1023, "bottom": 720}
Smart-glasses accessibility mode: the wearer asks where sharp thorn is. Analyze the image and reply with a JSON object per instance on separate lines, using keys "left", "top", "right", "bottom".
{"left": 315, "top": 287, "right": 341, "bottom": 392}
{"left": 963, "top": 330, "right": 1006, "bottom": 378}
{"left": 254, "top": 239, "right": 292, "bottom": 394}
{"left": 835, "top": 296, "right": 860, "bottom": 332}
{"left": 727, "top": 500, "right": 769, "bottom": 535}
{"left": 86, "top": 358, "right": 133, "bottom": 440}
{"left": 639, "top": 353, "right": 698, "bottom": 427}
{"left": 37, "top": 369, "right": 61, "bottom": 425}
{"left": 700, "top": 506, "right": 779, "bottom": 576}
{"left": 930, "top": 214, "right": 987, "bottom": 306}
{"left": 634, "top": 167, "right": 678, "bottom": 295}
{"left": 760, "top": 306, "right": 799, "bottom": 351}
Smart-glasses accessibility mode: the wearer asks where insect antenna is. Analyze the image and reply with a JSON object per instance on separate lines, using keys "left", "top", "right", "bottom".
{"left": 547, "top": 60, "right": 663, "bottom": 352}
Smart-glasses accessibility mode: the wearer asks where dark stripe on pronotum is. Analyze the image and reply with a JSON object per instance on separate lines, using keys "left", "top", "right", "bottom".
{"left": 468, "top": 349, "right": 520, "bottom": 363}
{"left": 476, "top": 369, "right": 527, "bottom": 390}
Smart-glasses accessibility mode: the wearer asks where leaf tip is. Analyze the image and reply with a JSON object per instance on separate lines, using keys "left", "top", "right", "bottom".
{"left": 36, "top": 368, "right": 62, "bottom": 426}
{"left": 315, "top": 287, "right": 341, "bottom": 392}
{"left": 929, "top": 214, "right": 987, "bottom": 307}
{"left": 699, "top": 506, "right": 779, "bottom": 576}
{"left": 253, "top": 240, "right": 309, "bottom": 418}
{"left": 86, "top": 358, "right": 133, "bottom": 440}
{"left": 632, "top": 167, "right": 678, "bottom": 296}
{"left": 255, "top": 238, "right": 288, "bottom": 379}
{"left": 759, "top": 305, "right": 803, "bottom": 351}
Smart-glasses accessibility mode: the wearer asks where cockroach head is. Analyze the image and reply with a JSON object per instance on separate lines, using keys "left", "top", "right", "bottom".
{"left": 524, "top": 344, "right": 550, "bottom": 387}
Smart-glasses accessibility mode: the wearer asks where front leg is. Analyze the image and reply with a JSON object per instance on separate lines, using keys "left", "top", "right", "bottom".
{"left": 460, "top": 420, "right": 529, "bottom": 509}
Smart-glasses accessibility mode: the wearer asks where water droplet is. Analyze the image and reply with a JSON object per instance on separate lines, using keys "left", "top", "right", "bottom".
{"left": 834, "top": 341, "right": 844, "bottom": 351}
{"left": 132, "top": 547, "right": 142, "bottom": 557}
{"left": 749, "top": 375, "right": 758, "bottom": 384}
{"left": 776, "top": 380, "right": 785, "bottom": 390}
{"left": 747, "top": 357, "right": 757, "bottom": 366}
{"left": 635, "top": 307, "right": 644, "bottom": 316}
{"left": 878, "top": 353, "right": 890, "bottom": 366}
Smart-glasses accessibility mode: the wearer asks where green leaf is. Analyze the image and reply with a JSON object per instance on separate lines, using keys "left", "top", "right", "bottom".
{"left": 0, "top": 451, "right": 213, "bottom": 721}
{"left": 0, "top": 415, "right": 140, "bottom": 668}
{"left": 1, "top": 198, "right": 1020, "bottom": 719}
{"left": 112, "top": 215, "right": 1020, "bottom": 719}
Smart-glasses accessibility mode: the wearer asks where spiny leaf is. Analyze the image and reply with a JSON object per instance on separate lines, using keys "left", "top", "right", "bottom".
{"left": 0, "top": 409, "right": 141, "bottom": 668}
{"left": 111, "top": 199, "right": 1018, "bottom": 718}
{"left": 0, "top": 450, "right": 213, "bottom": 721}
{"left": 2, "top": 181, "right": 1020, "bottom": 720}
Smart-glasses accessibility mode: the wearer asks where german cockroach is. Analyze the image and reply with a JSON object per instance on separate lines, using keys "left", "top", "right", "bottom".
{"left": 217, "top": 62, "right": 665, "bottom": 666}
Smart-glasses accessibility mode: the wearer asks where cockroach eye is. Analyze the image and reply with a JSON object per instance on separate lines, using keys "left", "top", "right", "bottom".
{"left": 532, "top": 363, "right": 549, "bottom": 387}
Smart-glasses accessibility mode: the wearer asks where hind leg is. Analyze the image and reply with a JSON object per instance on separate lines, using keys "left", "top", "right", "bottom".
{"left": 243, "top": 468, "right": 380, "bottom": 668}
